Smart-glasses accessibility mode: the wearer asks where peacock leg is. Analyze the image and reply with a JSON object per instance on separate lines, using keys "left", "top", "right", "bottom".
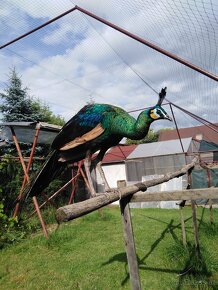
{"left": 90, "top": 148, "right": 111, "bottom": 192}
{"left": 84, "top": 150, "right": 96, "bottom": 197}
{"left": 96, "top": 162, "right": 111, "bottom": 191}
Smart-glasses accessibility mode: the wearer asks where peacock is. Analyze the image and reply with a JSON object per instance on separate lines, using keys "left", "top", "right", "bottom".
{"left": 26, "top": 88, "right": 171, "bottom": 198}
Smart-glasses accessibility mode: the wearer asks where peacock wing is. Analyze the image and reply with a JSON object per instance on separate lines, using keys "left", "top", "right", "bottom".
{"left": 51, "top": 104, "right": 112, "bottom": 150}
{"left": 59, "top": 123, "right": 104, "bottom": 151}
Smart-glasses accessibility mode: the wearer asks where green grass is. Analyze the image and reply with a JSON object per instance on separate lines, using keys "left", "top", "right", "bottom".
{"left": 0, "top": 206, "right": 218, "bottom": 289}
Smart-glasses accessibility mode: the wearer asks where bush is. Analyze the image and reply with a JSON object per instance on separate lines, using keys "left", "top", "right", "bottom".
{"left": 0, "top": 202, "right": 26, "bottom": 248}
{"left": 0, "top": 155, "right": 23, "bottom": 215}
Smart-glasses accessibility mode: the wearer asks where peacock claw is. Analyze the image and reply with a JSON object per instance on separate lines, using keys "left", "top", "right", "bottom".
{"left": 105, "top": 188, "right": 112, "bottom": 193}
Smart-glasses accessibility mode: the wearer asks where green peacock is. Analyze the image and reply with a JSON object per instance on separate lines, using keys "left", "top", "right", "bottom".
{"left": 26, "top": 87, "right": 171, "bottom": 198}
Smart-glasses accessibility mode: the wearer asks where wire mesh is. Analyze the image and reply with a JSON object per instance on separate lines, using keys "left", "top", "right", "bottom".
{"left": 0, "top": 0, "right": 217, "bottom": 127}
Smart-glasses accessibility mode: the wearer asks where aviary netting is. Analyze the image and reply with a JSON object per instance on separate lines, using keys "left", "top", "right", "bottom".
{"left": 0, "top": 0, "right": 217, "bottom": 139}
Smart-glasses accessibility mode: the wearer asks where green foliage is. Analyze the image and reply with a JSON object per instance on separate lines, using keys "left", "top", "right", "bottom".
{"left": 0, "top": 156, "right": 23, "bottom": 214}
{"left": 0, "top": 202, "right": 26, "bottom": 249}
{"left": 31, "top": 98, "right": 65, "bottom": 126}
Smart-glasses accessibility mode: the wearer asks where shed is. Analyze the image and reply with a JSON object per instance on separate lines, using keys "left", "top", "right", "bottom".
{"left": 125, "top": 138, "right": 199, "bottom": 209}
{"left": 0, "top": 121, "right": 61, "bottom": 145}
{"left": 125, "top": 137, "right": 198, "bottom": 181}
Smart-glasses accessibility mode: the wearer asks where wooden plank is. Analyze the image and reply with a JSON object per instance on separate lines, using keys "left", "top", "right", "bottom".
{"left": 118, "top": 181, "right": 141, "bottom": 290}
{"left": 130, "top": 187, "right": 218, "bottom": 202}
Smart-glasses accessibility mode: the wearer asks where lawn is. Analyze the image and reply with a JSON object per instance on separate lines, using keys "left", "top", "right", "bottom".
{"left": 0, "top": 206, "right": 218, "bottom": 290}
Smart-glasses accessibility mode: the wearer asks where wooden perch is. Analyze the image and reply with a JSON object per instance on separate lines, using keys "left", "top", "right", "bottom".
{"left": 56, "top": 156, "right": 198, "bottom": 223}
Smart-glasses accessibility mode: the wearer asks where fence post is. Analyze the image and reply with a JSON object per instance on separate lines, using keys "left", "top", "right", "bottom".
{"left": 188, "top": 171, "right": 200, "bottom": 255}
{"left": 179, "top": 205, "right": 187, "bottom": 247}
{"left": 118, "top": 180, "right": 141, "bottom": 290}
{"left": 191, "top": 201, "right": 200, "bottom": 255}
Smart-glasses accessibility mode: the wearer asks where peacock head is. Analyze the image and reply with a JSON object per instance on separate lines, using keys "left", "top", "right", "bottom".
{"left": 149, "top": 105, "right": 172, "bottom": 121}
{"left": 149, "top": 87, "right": 172, "bottom": 121}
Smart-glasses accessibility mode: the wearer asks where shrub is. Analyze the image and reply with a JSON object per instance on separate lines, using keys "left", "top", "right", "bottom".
{"left": 0, "top": 202, "right": 26, "bottom": 248}
{"left": 0, "top": 156, "right": 22, "bottom": 215}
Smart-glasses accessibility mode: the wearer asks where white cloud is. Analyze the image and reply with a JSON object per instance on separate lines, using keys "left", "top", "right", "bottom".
{"left": 9, "top": 0, "right": 73, "bottom": 18}
{"left": 0, "top": 0, "right": 217, "bottom": 129}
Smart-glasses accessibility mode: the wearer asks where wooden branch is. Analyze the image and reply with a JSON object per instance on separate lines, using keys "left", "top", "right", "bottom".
{"left": 56, "top": 157, "right": 198, "bottom": 223}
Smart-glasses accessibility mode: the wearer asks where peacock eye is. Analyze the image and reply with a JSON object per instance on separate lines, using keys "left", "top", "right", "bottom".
{"left": 156, "top": 109, "right": 161, "bottom": 115}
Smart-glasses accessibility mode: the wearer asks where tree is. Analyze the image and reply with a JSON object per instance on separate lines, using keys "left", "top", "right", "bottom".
{"left": 0, "top": 68, "right": 64, "bottom": 125}
{"left": 31, "top": 99, "right": 65, "bottom": 126}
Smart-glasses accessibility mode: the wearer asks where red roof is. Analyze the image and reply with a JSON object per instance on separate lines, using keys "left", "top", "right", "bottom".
{"left": 159, "top": 123, "right": 218, "bottom": 144}
{"left": 102, "top": 144, "right": 137, "bottom": 164}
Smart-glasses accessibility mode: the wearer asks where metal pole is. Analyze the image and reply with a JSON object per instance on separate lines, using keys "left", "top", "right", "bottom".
{"left": 30, "top": 173, "right": 80, "bottom": 217}
{"left": 13, "top": 125, "right": 41, "bottom": 217}
{"left": 169, "top": 104, "right": 185, "bottom": 153}
{"left": 169, "top": 102, "right": 218, "bottom": 134}
{"left": 10, "top": 126, "right": 29, "bottom": 183}
{"left": 32, "top": 196, "right": 49, "bottom": 239}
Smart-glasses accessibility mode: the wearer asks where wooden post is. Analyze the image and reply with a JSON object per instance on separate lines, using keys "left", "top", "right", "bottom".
{"left": 179, "top": 206, "right": 187, "bottom": 247}
{"left": 191, "top": 201, "right": 200, "bottom": 255}
{"left": 32, "top": 196, "right": 49, "bottom": 239}
{"left": 207, "top": 169, "right": 214, "bottom": 225}
{"left": 209, "top": 199, "right": 214, "bottom": 225}
{"left": 118, "top": 180, "right": 141, "bottom": 290}
{"left": 188, "top": 170, "right": 200, "bottom": 255}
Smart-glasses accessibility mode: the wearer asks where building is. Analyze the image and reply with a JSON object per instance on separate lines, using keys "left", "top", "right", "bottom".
{"left": 96, "top": 144, "right": 137, "bottom": 192}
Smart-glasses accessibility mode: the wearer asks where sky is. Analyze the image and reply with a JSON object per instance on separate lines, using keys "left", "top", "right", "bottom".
{"left": 0, "top": 0, "right": 217, "bottom": 133}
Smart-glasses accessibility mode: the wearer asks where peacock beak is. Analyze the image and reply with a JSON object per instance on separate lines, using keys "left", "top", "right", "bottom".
{"left": 165, "top": 114, "right": 172, "bottom": 121}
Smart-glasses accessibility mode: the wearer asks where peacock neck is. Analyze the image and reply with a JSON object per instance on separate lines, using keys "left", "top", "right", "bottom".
{"left": 128, "top": 110, "right": 153, "bottom": 140}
